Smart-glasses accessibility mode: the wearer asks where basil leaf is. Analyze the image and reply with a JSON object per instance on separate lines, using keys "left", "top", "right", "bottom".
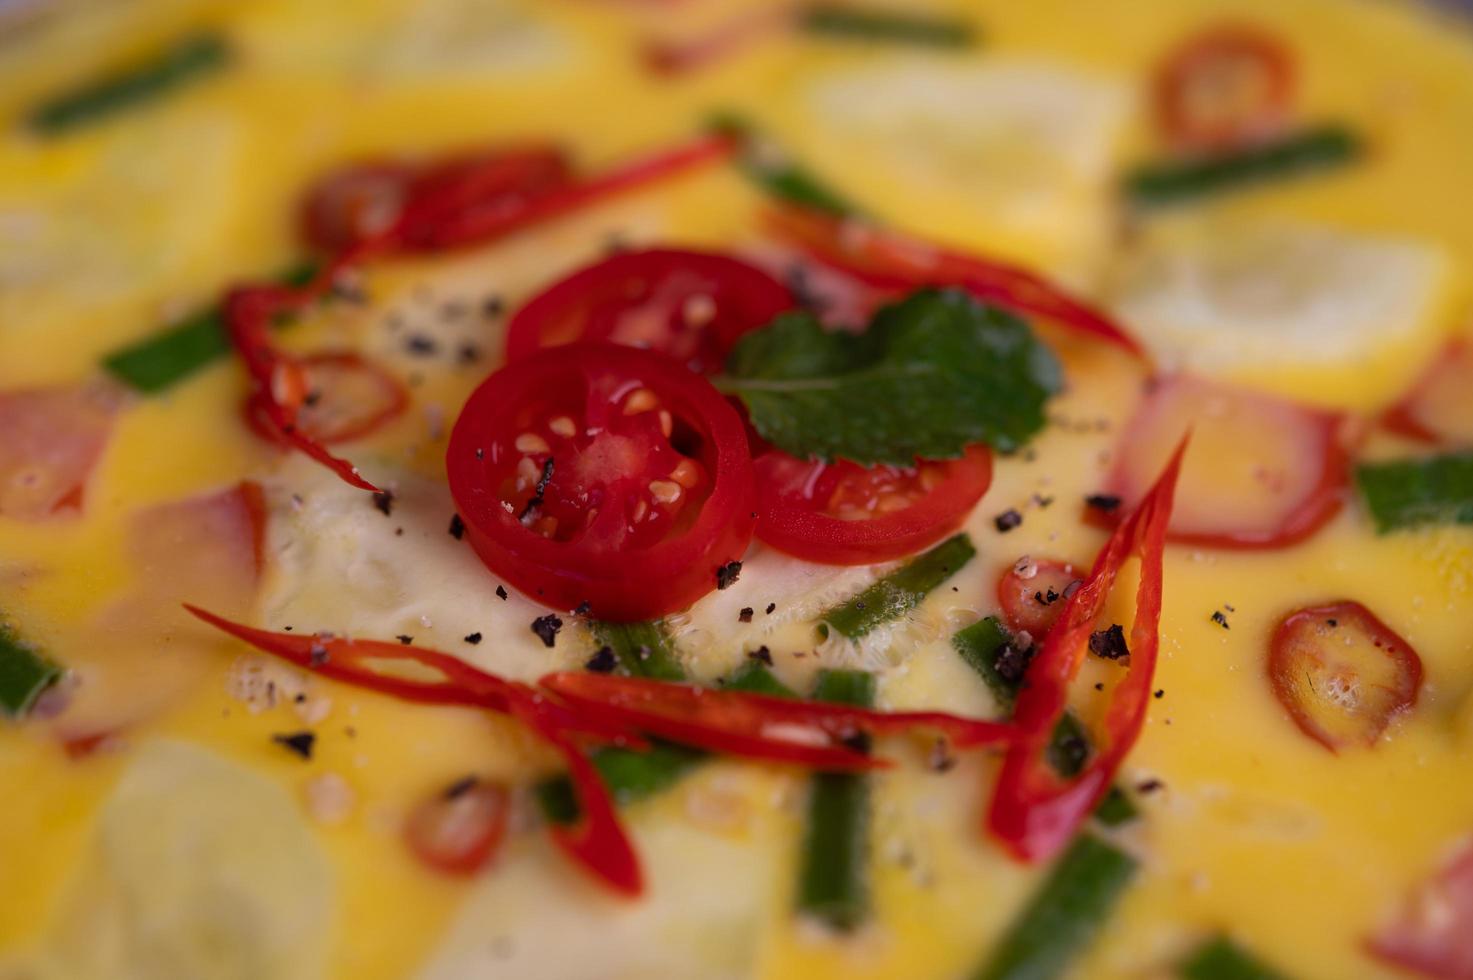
{"left": 0, "top": 624, "right": 62, "bottom": 719}
{"left": 719, "top": 288, "right": 1061, "bottom": 466}
{"left": 1356, "top": 452, "right": 1473, "bottom": 532}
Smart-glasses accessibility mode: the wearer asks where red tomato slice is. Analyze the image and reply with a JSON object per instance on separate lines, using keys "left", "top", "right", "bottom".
{"left": 1369, "top": 840, "right": 1473, "bottom": 979}
{"left": 447, "top": 343, "right": 756, "bottom": 620}
{"left": 1154, "top": 23, "right": 1296, "bottom": 153}
{"left": 405, "top": 779, "right": 511, "bottom": 877}
{"left": 1268, "top": 600, "right": 1423, "bottom": 752}
{"left": 245, "top": 352, "right": 409, "bottom": 446}
{"left": 997, "top": 557, "right": 1084, "bottom": 640}
{"left": 505, "top": 249, "right": 794, "bottom": 375}
{"left": 0, "top": 383, "right": 123, "bottom": 521}
{"left": 1384, "top": 339, "right": 1473, "bottom": 447}
{"left": 1101, "top": 375, "right": 1348, "bottom": 549}
{"left": 752, "top": 445, "right": 992, "bottom": 565}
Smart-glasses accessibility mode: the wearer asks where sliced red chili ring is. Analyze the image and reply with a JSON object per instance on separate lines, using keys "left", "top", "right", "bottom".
{"left": 244, "top": 351, "right": 409, "bottom": 446}
{"left": 997, "top": 557, "right": 1084, "bottom": 640}
{"left": 1100, "top": 374, "right": 1348, "bottom": 549}
{"left": 987, "top": 440, "right": 1185, "bottom": 863}
{"left": 752, "top": 445, "right": 993, "bottom": 565}
{"left": 1154, "top": 23, "right": 1296, "bottom": 153}
{"left": 505, "top": 248, "right": 795, "bottom": 374}
{"left": 447, "top": 342, "right": 756, "bottom": 621}
{"left": 1267, "top": 600, "right": 1423, "bottom": 752}
{"left": 1383, "top": 338, "right": 1473, "bottom": 447}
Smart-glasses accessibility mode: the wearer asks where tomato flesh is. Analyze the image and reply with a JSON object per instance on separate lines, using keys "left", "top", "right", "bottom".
{"left": 405, "top": 779, "right": 510, "bottom": 876}
{"left": 1385, "top": 339, "right": 1473, "bottom": 447}
{"left": 506, "top": 249, "right": 794, "bottom": 375}
{"left": 1154, "top": 23, "right": 1295, "bottom": 152}
{"left": 753, "top": 445, "right": 992, "bottom": 565}
{"left": 1268, "top": 600, "right": 1423, "bottom": 752}
{"left": 448, "top": 343, "right": 755, "bottom": 620}
{"left": 997, "top": 557, "right": 1084, "bottom": 640}
{"left": 1103, "top": 374, "right": 1348, "bottom": 549}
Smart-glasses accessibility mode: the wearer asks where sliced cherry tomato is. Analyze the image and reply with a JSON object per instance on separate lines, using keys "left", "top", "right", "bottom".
{"left": 505, "top": 249, "right": 794, "bottom": 374}
{"left": 1369, "top": 840, "right": 1473, "bottom": 980}
{"left": 1154, "top": 23, "right": 1295, "bottom": 153}
{"left": 1384, "top": 338, "right": 1473, "bottom": 447}
{"left": 0, "top": 383, "right": 123, "bottom": 521}
{"left": 988, "top": 440, "right": 1184, "bottom": 863}
{"left": 752, "top": 445, "right": 992, "bottom": 565}
{"left": 1100, "top": 374, "right": 1348, "bottom": 549}
{"left": 245, "top": 352, "right": 408, "bottom": 446}
{"left": 405, "top": 779, "right": 511, "bottom": 877}
{"left": 1268, "top": 600, "right": 1423, "bottom": 752}
{"left": 447, "top": 343, "right": 755, "bottom": 621}
{"left": 997, "top": 557, "right": 1084, "bottom": 640}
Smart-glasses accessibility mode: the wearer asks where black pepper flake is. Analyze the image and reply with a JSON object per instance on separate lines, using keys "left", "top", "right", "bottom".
{"left": 456, "top": 342, "right": 481, "bottom": 365}
{"left": 586, "top": 646, "right": 617, "bottom": 673}
{"left": 1136, "top": 778, "right": 1164, "bottom": 794}
{"left": 1033, "top": 587, "right": 1061, "bottom": 607}
{"left": 495, "top": 585, "right": 509, "bottom": 600}
{"left": 372, "top": 490, "right": 395, "bottom": 516}
{"left": 1211, "top": 610, "right": 1230, "bottom": 630}
{"left": 993, "top": 643, "right": 1034, "bottom": 685}
{"left": 396, "top": 634, "right": 414, "bottom": 645}
{"left": 475, "top": 447, "right": 485, "bottom": 460}
{"left": 284, "top": 625, "right": 294, "bottom": 632}
{"left": 765, "top": 603, "right": 776, "bottom": 615}
{"left": 519, "top": 458, "right": 556, "bottom": 522}
{"left": 531, "top": 614, "right": 563, "bottom": 648}
{"left": 928, "top": 739, "right": 957, "bottom": 772}
{"left": 443, "top": 775, "right": 479, "bottom": 799}
{"left": 309, "top": 642, "right": 330, "bottom": 667}
{"left": 994, "top": 509, "right": 1023, "bottom": 533}
{"left": 715, "top": 560, "right": 742, "bottom": 590}
{"left": 738, "top": 607, "right": 754, "bottom": 623}
{"left": 748, "top": 645, "right": 773, "bottom": 666}
{"left": 482, "top": 295, "right": 505, "bottom": 318}
{"left": 572, "top": 600, "right": 592, "bottom": 617}
{"left": 1326, "top": 618, "right": 1338, "bottom": 627}
{"left": 464, "top": 632, "right": 482, "bottom": 645}
{"left": 1088, "top": 623, "right": 1130, "bottom": 661}
{"left": 448, "top": 514, "right": 465, "bottom": 539}
{"left": 406, "top": 334, "right": 438, "bottom": 356}
{"left": 1153, "top": 689, "right": 1165, "bottom": 699}
{"left": 272, "top": 731, "right": 316, "bottom": 760}
{"left": 1094, "top": 682, "right": 1105, "bottom": 691}
{"left": 1085, "top": 493, "right": 1122, "bottom": 513}
{"left": 839, "top": 730, "right": 873, "bottom": 755}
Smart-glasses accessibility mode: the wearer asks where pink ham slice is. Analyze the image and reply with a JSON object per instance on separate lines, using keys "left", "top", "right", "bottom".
{"left": 1385, "top": 338, "right": 1473, "bottom": 447}
{"left": 0, "top": 383, "right": 123, "bottom": 521}
{"left": 1370, "top": 841, "right": 1473, "bottom": 979}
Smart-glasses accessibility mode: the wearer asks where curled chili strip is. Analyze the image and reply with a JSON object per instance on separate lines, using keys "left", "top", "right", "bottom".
{"left": 539, "top": 671, "right": 1015, "bottom": 769}
{"left": 767, "top": 204, "right": 1144, "bottom": 357}
{"left": 985, "top": 439, "right": 1186, "bottom": 862}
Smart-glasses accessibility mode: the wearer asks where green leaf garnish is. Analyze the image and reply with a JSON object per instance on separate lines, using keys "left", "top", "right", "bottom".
{"left": 0, "top": 624, "right": 62, "bottom": 719}
{"left": 709, "top": 113, "right": 855, "bottom": 216}
{"left": 799, "top": 4, "right": 978, "bottom": 48}
{"left": 719, "top": 289, "right": 1061, "bottom": 466}
{"left": 1355, "top": 452, "right": 1473, "bottom": 532}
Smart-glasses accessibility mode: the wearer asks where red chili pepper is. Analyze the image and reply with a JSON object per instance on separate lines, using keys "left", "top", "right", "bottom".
{"left": 985, "top": 439, "right": 1186, "bottom": 862}
{"left": 539, "top": 671, "right": 1014, "bottom": 769}
{"left": 767, "top": 204, "right": 1144, "bottom": 357}
{"left": 184, "top": 604, "right": 646, "bottom": 895}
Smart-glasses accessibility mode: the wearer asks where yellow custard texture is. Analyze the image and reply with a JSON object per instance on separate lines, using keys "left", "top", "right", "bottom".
{"left": 1, "top": 1, "right": 1472, "bottom": 978}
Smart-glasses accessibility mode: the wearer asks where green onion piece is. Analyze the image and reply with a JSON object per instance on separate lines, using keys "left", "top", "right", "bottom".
{"left": 971, "top": 834, "right": 1138, "bottom": 980}
{"left": 1179, "top": 935, "right": 1292, "bottom": 980}
{"left": 799, "top": 4, "right": 977, "bottom": 48}
{"left": 29, "top": 34, "right": 230, "bottom": 135}
{"left": 723, "top": 660, "right": 798, "bottom": 698}
{"left": 103, "top": 261, "right": 317, "bottom": 394}
{"left": 1123, "top": 125, "right": 1362, "bottom": 208}
{"left": 709, "top": 112, "right": 855, "bottom": 216}
{"left": 537, "top": 741, "right": 707, "bottom": 825}
{"left": 590, "top": 620, "right": 686, "bottom": 681}
{"left": 1355, "top": 452, "right": 1473, "bottom": 532}
{"left": 796, "top": 669, "right": 875, "bottom": 931}
{"left": 952, "top": 615, "right": 1023, "bottom": 710}
{"left": 822, "top": 533, "right": 976, "bottom": 641}
{"left": 0, "top": 625, "right": 62, "bottom": 719}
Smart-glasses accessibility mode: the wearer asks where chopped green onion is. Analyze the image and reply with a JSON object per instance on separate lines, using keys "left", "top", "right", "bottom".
{"left": 1178, "top": 935, "right": 1291, "bottom": 980}
{"left": 537, "top": 741, "right": 706, "bottom": 825}
{"left": 709, "top": 112, "right": 855, "bottom": 216}
{"left": 723, "top": 660, "right": 798, "bottom": 698}
{"left": 796, "top": 669, "right": 875, "bottom": 931}
{"left": 0, "top": 624, "right": 62, "bottom": 719}
{"left": 590, "top": 620, "right": 686, "bottom": 681}
{"left": 1123, "top": 125, "right": 1362, "bottom": 208}
{"left": 799, "top": 4, "right": 977, "bottom": 48}
{"left": 971, "top": 834, "right": 1138, "bottom": 980}
{"left": 103, "top": 261, "right": 317, "bottom": 394}
{"left": 821, "top": 533, "right": 976, "bottom": 641}
{"left": 952, "top": 615, "right": 1023, "bottom": 710}
{"left": 29, "top": 34, "right": 230, "bottom": 135}
{"left": 1355, "top": 452, "right": 1473, "bottom": 532}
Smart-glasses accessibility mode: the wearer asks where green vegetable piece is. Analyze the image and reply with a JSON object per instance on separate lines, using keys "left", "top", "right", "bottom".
{"left": 1123, "top": 124, "right": 1361, "bottom": 207}
{"left": 723, "top": 660, "right": 798, "bottom": 698}
{"left": 1179, "top": 935, "right": 1292, "bottom": 980}
{"left": 952, "top": 615, "right": 1023, "bottom": 709}
{"left": 710, "top": 113, "right": 854, "bottom": 215}
{"left": 590, "top": 620, "right": 686, "bottom": 681}
{"left": 1092, "top": 786, "right": 1138, "bottom": 827}
{"left": 720, "top": 290, "right": 1062, "bottom": 465}
{"left": 0, "top": 624, "right": 62, "bottom": 719}
{"left": 972, "top": 833, "right": 1138, "bottom": 980}
{"left": 1356, "top": 452, "right": 1473, "bottom": 532}
{"left": 821, "top": 533, "right": 976, "bottom": 641}
{"left": 29, "top": 34, "right": 230, "bottom": 135}
{"left": 537, "top": 742, "right": 707, "bottom": 826}
{"left": 800, "top": 4, "right": 977, "bottom": 48}
{"left": 103, "top": 262, "right": 317, "bottom": 394}
{"left": 796, "top": 669, "right": 875, "bottom": 931}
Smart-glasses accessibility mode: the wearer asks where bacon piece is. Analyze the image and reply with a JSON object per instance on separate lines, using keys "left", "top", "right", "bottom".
{"left": 0, "top": 383, "right": 123, "bottom": 521}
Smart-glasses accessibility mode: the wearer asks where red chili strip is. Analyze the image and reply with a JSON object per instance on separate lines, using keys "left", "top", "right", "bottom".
{"left": 985, "top": 439, "right": 1185, "bottom": 862}
{"left": 767, "top": 204, "right": 1144, "bottom": 356}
